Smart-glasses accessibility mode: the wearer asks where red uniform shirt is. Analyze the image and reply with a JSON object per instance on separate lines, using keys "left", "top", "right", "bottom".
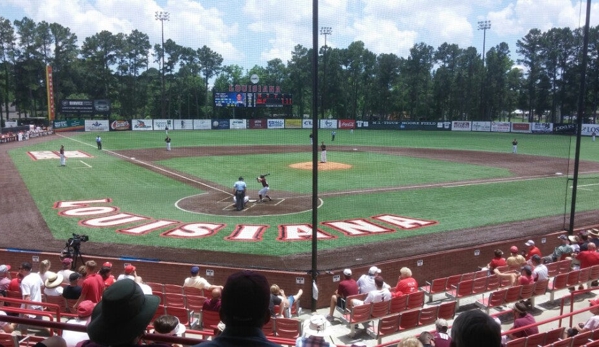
{"left": 394, "top": 277, "right": 418, "bottom": 296}
{"left": 80, "top": 273, "right": 104, "bottom": 303}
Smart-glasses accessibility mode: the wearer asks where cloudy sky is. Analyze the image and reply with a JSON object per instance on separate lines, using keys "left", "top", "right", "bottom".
{"left": 2, "top": 0, "right": 599, "bottom": 71}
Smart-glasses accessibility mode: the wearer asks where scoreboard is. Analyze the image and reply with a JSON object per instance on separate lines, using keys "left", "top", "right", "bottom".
{"left": 214, "top": 92, "right": 292, "bottom": 108}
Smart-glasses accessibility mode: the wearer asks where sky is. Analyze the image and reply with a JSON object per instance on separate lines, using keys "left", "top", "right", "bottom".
{"left": 2, "top": 0, "right": 599, "bottom": 73}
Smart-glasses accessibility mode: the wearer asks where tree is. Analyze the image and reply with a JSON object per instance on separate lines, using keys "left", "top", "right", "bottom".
{"left": 517, "top": 29, "right": 543, "bottom": 122}
{"left": 0, "top": 17, "right": 16, "bottom": 120}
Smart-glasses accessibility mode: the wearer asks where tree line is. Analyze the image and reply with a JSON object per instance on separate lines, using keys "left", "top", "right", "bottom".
{"left": 1, "top": 16, "right": 598, "bottom": 123}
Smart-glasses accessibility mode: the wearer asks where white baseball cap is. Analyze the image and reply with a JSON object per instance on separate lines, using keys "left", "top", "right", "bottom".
{"left": 368, "top": 266, "right": 381, "bottom": 275}
{"left": 343, "top": 269, "right": 352, "bottom": 276}
{"left": 525, "top": 240, "right": 535, "bottom": 246}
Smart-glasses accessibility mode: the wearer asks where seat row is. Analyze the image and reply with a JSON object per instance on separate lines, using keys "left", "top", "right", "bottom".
{"left": 338, "top": 290, "right": 426, "bottom": 320}
{"left": 341, "top": 298, "right": 457, "bottom": 338}
{"left": 503, "top": 326, "right": 599, "bottom": 347}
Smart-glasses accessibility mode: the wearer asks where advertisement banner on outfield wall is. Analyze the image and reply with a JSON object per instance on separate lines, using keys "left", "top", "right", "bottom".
{"left": 5, "top": 121, "right": 17, "bottom": 127}
{"left": 356, "top": 120, "right": 369, "bottom": 128}
{"left": 553, "top": 123, "right": 576, "bottom": 135}
{"left": 582, "top": 124, "right": 599, "bottom": 136}
{"left": 53, "top": 119, "right": 85, "bottom": 132}
{"left": 174, "top": 120, "right": 194, "bottom": 130}
{"left": 369, "top": 120, "right": 400, "bottom": 129}
{"left": 471, "top": 122, "right": 491, "bottom": 132}
{"left": 451, "top": 121, "right": 471, "bottom": 131}
{"left": 110, "top": 120, "right": 130, "bottom": 131}
{"left": 531, "top": 123, "right": 553, "bottom": 133}
{"left": 267, "top": 119, "right": 284, "bottom": 129}
{"left": 491, "top": 122, "right": 511, "bottom": 133}
{"left": 319, "top": 119, "right": 338, "bottom": 129}
{"left": 193, "top": 119, "right": 211, "bottom": 130}
{"left": 249, "top": 119, "right": 267, "bottom": 129}
{"left": 338, "top": 119, "right": 355, "bottom": 129}
{"left": 84, "top": 120, "right": 109, "bottom": 132}
{"left": 132, "top": 119, "right": 153, "bottom": 131}
{"left": 399, "top": 121, "right": 441, "bottom": 130}
{"left": 211, "top": 119, "right": 230, "bottom": 130}
{"left": 230, "top": 119, "right": 247, "bottom": 129}
{"left": 285, "top": 119, "right": 302, "bottom": 128}
{"left": 511, "top": 123, "right": 531, "bottom": 133}
{"left": 302, "top": 119, "right": 313, "bottom": 129}
{"left": 154, "top": 119, "right": 172, "bottom": 131}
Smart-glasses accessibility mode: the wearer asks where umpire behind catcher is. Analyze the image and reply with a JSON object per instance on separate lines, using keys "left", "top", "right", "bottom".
{"left": 233, "top": 177, "right": 247, "bottom": 211}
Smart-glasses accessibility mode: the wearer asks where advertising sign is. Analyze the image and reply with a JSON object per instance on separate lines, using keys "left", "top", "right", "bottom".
{"left": 193, "top": 119, "right": 211, "bottom": 130}
{"left": 59, "top": 99, "right": 111, "bottom": 114}
{"left": 511, "top": 123, "right": 531, "bottom": 133}
{"left": 211, "top": 119, "right": 230, "bottom": 130}
{"left": 285, "top": 119, "right": 302, "bottom": 129}
{"left": 338, "top": 119, "right": 355, "bottom": 129}
{"left": 531, "top": 123, "right": 553, "bottom": 134}
{"left": 85, "top": 120, "right": 109, "bottom": 132}
{"left": 302, "top": 119, "right": 313, "bottom": 129}
{"left": 132, "top": 119, "right": 153, "bottom": 131}
{"left": 582, "top": 124, "right": 599, "bottom": 136}
{"left": 356, "top": 120, "right": 369, "bottom": 128}
{"left": 319, "top": 119, "right": 338, "bottom": 129}
{"left": 451, "top": 121, "right": 471, "bottom": 131}
{"left": 267, "top": 119, "right": 285, "bottom": 129}
{"left": 110, "top": 120, "right": 130, "bottom": 131}
{"left": 46, "top": 65, "right": 55, "bottom": 121}
{"left": 491, "top": 122, "right": 511, "bottom": 133}
{"left": 249, "top": 119, "right": 268, "bottom": 129}
{"left": 230, "top": 119, "right": 247, "bottom": 129}
{"left": 53, "top": 119, "right": 85, "bottom": 132}
{"left": 154, "top": 119, "right": 173, "bottom": 131}
{"left": 472, "top": 121, "right": 491, "bottom": 132}
{"left": 553, "top": 123, "right": 576, "bottom": 134}
{"left": 399, "top": 121, "right": 441, "bottom": 130}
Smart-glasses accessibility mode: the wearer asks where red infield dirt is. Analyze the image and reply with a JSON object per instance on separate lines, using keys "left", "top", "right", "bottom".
{"left": 2, "top": 135, "right": 599, "bottom": 271}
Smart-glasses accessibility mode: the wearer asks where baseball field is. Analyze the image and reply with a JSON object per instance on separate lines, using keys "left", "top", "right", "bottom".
{"left": 4, "top": 129, "right": 599, "bottom": 271}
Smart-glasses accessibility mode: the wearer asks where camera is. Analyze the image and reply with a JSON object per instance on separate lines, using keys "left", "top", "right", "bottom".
{"left": 66, "top": 233, "right": 89, "bottom": 248}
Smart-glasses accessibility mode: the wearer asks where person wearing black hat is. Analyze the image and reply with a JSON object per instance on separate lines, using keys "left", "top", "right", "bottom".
{"left": 193, "top": 271, "right": 280, "bottom": 347}
{"left": 232, "top": 177, "right": 247, "bottom": 211}
{"left": 62, "top": 272, "right": 82, "bottom": 300}
{"left": 80, "top": 279, "right": 162, "bottom": 347}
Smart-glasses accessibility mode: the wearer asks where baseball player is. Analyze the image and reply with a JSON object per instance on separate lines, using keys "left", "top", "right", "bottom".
{"left": 256, "top": 175, "right": 272, "bottom": 202}
{"left": 165, "top": 136, "right": 171, "bottom": 151}
{"left": 321, "top": 142, "right": 327, "bottom": 163}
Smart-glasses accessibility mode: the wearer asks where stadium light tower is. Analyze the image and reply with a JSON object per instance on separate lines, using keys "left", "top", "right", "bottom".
{"left": 155, "top": 11, "right": 170, "bottom": 118}
{"left": 320, "top": 26, "right": 332, "bottom": 119}
{"left": 478, "top": 20, "right": 491, "bottom": 120}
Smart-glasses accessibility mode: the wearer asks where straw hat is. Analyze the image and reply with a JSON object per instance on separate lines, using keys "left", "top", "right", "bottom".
{"left": 302, "top": 315, "right": 330, "bottom": 337}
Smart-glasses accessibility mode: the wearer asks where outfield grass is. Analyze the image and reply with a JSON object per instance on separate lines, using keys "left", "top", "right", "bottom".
{"left": 9, "top": 130, "right": 599, "bottom": 257}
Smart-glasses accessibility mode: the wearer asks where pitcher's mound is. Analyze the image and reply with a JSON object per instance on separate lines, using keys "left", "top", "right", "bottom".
{"left": 289, "top": 161, "right": 352, "bottom": 170}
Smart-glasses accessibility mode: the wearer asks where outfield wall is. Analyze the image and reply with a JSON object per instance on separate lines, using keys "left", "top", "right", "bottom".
{"left": 51, "top": 119, "right": 599, "bottom": 137}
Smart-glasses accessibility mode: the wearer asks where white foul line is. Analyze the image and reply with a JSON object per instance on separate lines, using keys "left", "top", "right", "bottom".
{"left": 79, "top": 161, "right": 92, "bottom": 168}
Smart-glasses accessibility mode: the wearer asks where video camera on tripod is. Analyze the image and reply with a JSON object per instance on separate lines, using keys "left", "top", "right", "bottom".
{"left": 66, "top": 233, "right": 89, "bottom": 248}
{"left": 61, "top": 233, "right": 89, "bottom": 269}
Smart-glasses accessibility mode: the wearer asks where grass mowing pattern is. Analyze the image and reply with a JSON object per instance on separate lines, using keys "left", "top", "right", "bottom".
{"left": 8, "top": 130, "right": 599, "bottom": 256}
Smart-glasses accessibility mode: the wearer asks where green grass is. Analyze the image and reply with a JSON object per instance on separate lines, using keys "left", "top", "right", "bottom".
{"left": 8, "top": 130, "right": 599, "bottom": 257}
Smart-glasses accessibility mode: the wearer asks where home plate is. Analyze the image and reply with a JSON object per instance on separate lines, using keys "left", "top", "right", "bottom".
{"left": 249, "top": 199, "right": 257, "bottom": 203}
{"left": 555, "top": 172, "right": 562, "bottom": 175}
{"left": 131, "top": 157, "right": 136, "bottom": 160}
{"left": 353, "top": 148, "right": 357, "bottom": 151}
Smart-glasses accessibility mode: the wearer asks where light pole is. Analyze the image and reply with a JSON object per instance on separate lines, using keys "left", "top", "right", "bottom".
{"left": 320, "top": 26, "right": 332, "bottom": 119}
{"left": 155, "top": 11, "right": 170, "bottom": 119}
{"left": 478, "top": 20, "right": 491, "bottom": 120}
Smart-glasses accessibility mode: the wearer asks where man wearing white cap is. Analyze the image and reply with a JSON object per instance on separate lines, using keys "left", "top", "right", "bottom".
{"left": 0, "top": 264, "right": 11, "bottom": 292}
{"left": 524, "top": 240, "right": 542, "bottom": 261}
{"left": 326, "top": 269, "right": 358, "bottom": 321}
{"left": 356, "top": 266, "right": 390, "bottom": 294}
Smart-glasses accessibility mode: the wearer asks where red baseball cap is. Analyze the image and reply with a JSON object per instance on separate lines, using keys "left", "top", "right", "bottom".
{"left": 102, "top": 262, "right": 112, "bottom": 268}
{"left": 124, "top": 265, "right": 136, "bottom": 274}
{"left": 77, "top": 300, "right": 96, "bottom": 318}
{"left": 510, "top": 246, "right": 518, "bottom": 253}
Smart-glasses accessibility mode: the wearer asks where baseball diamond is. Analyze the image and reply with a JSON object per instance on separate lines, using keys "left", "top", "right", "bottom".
{"left": 2, "top": 130, "right": 599, "bottom": 272}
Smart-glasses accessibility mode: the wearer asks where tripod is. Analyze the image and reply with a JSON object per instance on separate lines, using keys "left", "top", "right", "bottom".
{"left": 62, "top": 245, "right": 85, "bottom": 270}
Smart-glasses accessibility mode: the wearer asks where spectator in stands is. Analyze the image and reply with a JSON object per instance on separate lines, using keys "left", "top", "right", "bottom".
{"left": 352, "top": 276, "right": 392, "bottom": 306}
{"left": 326, "top": 268, "right": 358, "bottom": 321}
{"left": 62, "top": 300, "right": 95, "bottom": 347}
{"left": 524, "top": 240, "right": 542, "bottom": 261}
{"left": 398, "top": 337, "right": 423, "bottom": 347}
{"left": 565, "top": 298, "right": 599, "bottom": 337}
{"left": 545, "top": 235, "right": 573, "bottom": 263}
{"left": 578, "top": 230, "right": 590, "bottom": 251}
{"left": 531, "top": 255, "right": 549, "bottom": 282}
{"left": 99, "top": 262, "right": 115, "bottom": 287}
{"left": 182, "top": 266, "right": 222, "bottom": 292}
{"left": 574, "top": 242, "right": 599, "bottom": 269}
{"left": 393, "top": 267, "right": 418, "bottom": 296}
{"left": 507, "top": 300, "right": 538, "bottom": 340}
{"left": 82, "top": 279, "right": 161, "bottom": 347}
{"left": 418, "top": 331, "right": 434, "bottom": 347}
{"left": 20, "top": 261, "right": 44, "bottom": 312}
{"left": 356, "top": 266, "right": 390, "bottom": 294}
{"left": 192, "top": 270, "right": 280, "bottom": 347}
{"left": 434, "top": 318, "right": 452, "bottom": 347}
{"left": 77, "top": 265, "right": 87, "bottom": 278}
{"left": 57, "top": 258, "right": 74, "bottom": 285}
{"left": 39, "top": 259, "right": 52, "bottom": 282}
{"left": 516, "top": 266, "right": 534, "bottom": 285}
{"left": 8, "top": 272, "right": 23, "bottom": 293}
{"left": 507, "top": 246, "right": 527, "bottom": 267}
{"left": 450, "top": 309, "right": 501, "bottom": 347}
{"left": 44, "top": 272, "right": 64, "bottom": 296}
{"left": 116, "top": 264, "right": 136, "bottom": 281}
{"left": 269, "top": 284, "right": 303, "bottom": 317}
{"left": 202, "top": 287, "right": 222, "bottom": 312}
{"left": 74, "top": 260, "right": 104, "bottom": 308}
{"left": 486, "top": 249, "right": 506, "bottom": 274}
{"left": 569, "top": 235, "right": 581, "bottom": 254}
{"left": 153, "top": 314, "right": 186, "bottom": 347}
{"left": 62, "top": 273, "right": 82, "bottom": 299}
{"left": 297, "top": 314, "right": 334, "bottom": 347}
{"left": 0, "top": 264, "right": 11, "bottom": 293}
{"left": 134, "top": 276, "right": 152, "bottom": 295}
